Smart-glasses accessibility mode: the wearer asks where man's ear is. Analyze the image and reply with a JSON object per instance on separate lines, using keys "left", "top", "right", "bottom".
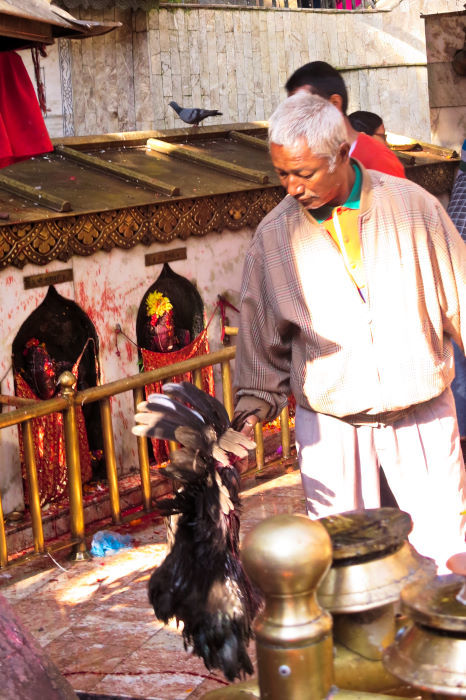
{"left": 338, "top": 142, "right": 351, "bottom": 162}
{"left": 329, "top": 93, "right": 344, "bottom": 113}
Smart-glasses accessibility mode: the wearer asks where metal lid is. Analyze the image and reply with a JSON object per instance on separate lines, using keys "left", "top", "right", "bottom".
{"left": 320, "top": 508, "right": 412, "bottom": 562}
{"left": 318, "top": 541, "right": 434, "bottom": 613}
{"left": 401, "top": 574, "right": 466, "bottom": 633}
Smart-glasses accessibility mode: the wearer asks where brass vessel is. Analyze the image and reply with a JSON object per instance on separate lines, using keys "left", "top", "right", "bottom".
{"left": 383, "top": 573, "right": 466, "bottom": 696}
{"left": 318, "top": 509, "right": 435, "bottom": 692}
{"left": 318, "top": 509, "right": 434, "bottom": 615}
{"left": 203, "top": 513, "right": 414, "bottom": 700}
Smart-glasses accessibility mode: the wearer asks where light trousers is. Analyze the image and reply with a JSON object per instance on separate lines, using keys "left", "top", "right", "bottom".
{"left": 295, "top": 389, "right": 466, "bottom": 573}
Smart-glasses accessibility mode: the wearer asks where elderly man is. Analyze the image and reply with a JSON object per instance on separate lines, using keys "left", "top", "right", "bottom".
{"left": 234, "top": 92, "right": 466, "bottom": 571}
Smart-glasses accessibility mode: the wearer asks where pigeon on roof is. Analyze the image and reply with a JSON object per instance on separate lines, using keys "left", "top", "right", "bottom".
{"left": 169, "top": 101, "right": 222, "bottom": 127}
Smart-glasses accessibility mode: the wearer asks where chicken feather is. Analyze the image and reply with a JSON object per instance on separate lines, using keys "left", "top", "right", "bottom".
{"left": 132, "top": 381, "right": 260, "bottom": 681}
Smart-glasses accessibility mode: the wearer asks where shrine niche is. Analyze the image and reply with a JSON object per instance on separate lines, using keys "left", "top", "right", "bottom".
{"left": 12, "top": 286, "right": 104, "bottom": 504}
{"left": 136, "top": 263, "right": 214, "bottom": 464}
{"left": 136, "top": 263, "right": 204, "bottom": 354}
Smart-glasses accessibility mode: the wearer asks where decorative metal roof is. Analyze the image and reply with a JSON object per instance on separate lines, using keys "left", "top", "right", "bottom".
{"left": 0, "top": 0, "right": 120, "bottom": 50}
{"left": 57, "top": 0, "right": 157, "bottom": 9}
{"left": 0, "top": 123, "right": 459, "bottom": 270}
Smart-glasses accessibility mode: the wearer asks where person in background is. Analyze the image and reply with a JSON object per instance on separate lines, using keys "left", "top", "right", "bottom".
{"left": 348, "top": 110, "right": 387, "bottom": 145}
{"left": 285, "top": 62, "right": 405, "bottom": 178}
{"left": 336, "top": 0, "right": 362, "bottom": 8}
{"left": 234, "top": 93, "right": 466, "bottom": 572}
{"left": 448, "top": 139, "right": 466, "bottom": 458}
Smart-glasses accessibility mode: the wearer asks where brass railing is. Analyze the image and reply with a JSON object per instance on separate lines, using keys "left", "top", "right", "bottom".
{"left": 224, "top": 325, "right": 292, "bottom": 467}
{"left": 0, "top": 343, "right": 295, "bottom": 568}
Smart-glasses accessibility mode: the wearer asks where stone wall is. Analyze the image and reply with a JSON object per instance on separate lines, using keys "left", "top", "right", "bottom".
{"left": 423, "top": 9, "right": 466, "bottom": 151}
{"left": 29, "top": 0, "right": 463, "bottom": 143}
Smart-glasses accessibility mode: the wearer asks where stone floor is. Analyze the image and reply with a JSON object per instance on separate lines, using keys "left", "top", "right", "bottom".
{"left": 0, "top": 465, "right": 305, "bottom": 700}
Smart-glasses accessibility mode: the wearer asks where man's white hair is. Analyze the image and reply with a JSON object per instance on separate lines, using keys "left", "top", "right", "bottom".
{"left": 268, "top": 92, "right": 347, "bottom": 170}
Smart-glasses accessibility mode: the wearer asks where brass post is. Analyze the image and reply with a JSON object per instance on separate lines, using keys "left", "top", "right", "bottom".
{"left": 60, "top": 372, "right": 90, "bottom": 561}
{"left": 221, "top": 360, "right": 234, "bottom": 420}
{"left": 193, "top": 368, "right": 203, "bottom": 390}
{"left": 254, "top": 422, "right": 264, "bottom": 471}
{"left": 99, "top": 398, "right": 121, "bottom": 524}
{"left": 280, "top": 405, "right": 291, "bottom": 459}
{"left": 242, "top": 514, "right": 334, "bottom": 700}
{"left": 0, "top": 491, "right": 7, "bottom": 568}
{"left": 133, "top": 387, "right": 152, "bottom": 512}
{"left": 21, "top": 419, "right": 44, "bottom": 553}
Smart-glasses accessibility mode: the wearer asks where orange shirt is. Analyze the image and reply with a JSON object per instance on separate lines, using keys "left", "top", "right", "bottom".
{"left": 314, "top": 164, "right": 366, "bottom": 299}
{"left": 323, "top": 207, "right": 366, "bottom": 293}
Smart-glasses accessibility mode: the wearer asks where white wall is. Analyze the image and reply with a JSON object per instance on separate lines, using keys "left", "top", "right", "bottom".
{"left": 22, "top": 0, "right": 464, "bottom": 143}
{"left": 0, "top": 228, "right": 251, "bottom": 513}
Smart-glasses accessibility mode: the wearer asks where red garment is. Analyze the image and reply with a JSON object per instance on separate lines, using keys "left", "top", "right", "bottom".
{"left": 336, "top": 0, "right": 361, "bottom": 7}
{"left": 0, "top": 52, "right": 53, "bottom": 169}
{"left": 352, "top": 132, "right": 406, "bottom": 179}
{"left": 15, "top": 374, "right": 92, "bottom": 506}
{"left": 141, "top": 330, "right": 215, "bottom": 464}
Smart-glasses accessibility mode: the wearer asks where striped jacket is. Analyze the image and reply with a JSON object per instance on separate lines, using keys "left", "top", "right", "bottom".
{"left": 234, "top": 162, "right": 466, "bottom": 422}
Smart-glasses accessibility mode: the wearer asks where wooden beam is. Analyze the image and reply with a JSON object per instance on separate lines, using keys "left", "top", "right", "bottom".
{"left": 229, "top": 131, "right": 269, "bottom": 151}
{"left": 0, "top": 173, "right": 71, "bottom": 212}
{"left": 394, "top": 151, "right": 416, "bottom": 166}
{"left": 0, "top": 15, "right": 52, "bottom": 44}
{"left": 51, "top": 122, "right": 269, "bottom": 150}
{"left": 146, "top": 138, "right": 270, "bottom": 184}
{"left": 55, "top": 145, "right": 179, "bottom": 197}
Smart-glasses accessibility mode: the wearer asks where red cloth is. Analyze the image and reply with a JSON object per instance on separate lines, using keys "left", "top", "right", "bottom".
{"left": 352, "top": 132, "right": 406, "bottom": 179}
{"left": 141, "top": 330, "right": 215, "bottom": 464}
{"left": 15, "top": 374, "right": 92, "bottom": 506}
{"left": 336, "top": 0, "right": 361, "bottom": 7}
{"left": 0, "top": 52, "right": 53, "bottom": 169}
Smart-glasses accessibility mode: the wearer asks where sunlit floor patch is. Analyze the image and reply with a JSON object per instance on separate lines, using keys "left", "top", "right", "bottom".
{"left": 1, "top": 468, "right": 304, "bottom": 698}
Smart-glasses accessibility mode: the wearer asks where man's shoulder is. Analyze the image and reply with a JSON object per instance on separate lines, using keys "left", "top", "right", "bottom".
{"left": 367, "top": 167, "right": 441, "bottom": 214}
{"left": 256, "top": 195, "right": 299, "bottom": 233}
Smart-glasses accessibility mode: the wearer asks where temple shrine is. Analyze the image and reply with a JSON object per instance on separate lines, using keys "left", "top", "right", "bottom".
{"left": 0, "top": 1, "right": 465, "bottom": 699}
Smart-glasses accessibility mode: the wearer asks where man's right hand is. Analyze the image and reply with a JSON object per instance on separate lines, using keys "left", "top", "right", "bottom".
{"left": 239, "top": 414, "right": 258, "bottom": 437}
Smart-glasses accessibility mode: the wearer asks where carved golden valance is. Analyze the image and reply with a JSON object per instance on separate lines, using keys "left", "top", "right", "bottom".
{"left": 0, "top": 189, "right": 283, "bottom": 270}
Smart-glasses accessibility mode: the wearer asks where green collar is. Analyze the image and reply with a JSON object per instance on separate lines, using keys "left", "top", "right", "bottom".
{"left": 313, "top": 163, "right": 362, "bottom": 223}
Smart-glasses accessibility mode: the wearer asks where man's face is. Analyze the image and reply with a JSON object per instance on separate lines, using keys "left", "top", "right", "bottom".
{"left": 372, "top": 123, "right": 387, "bottom": 145}
{"left": 270, "top": 138, "right": 350, "bottom": 210}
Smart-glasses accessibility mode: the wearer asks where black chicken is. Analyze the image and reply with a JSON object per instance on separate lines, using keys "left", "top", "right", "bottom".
{"left": 132, "top": 381, "right": 260, "bottom": 681}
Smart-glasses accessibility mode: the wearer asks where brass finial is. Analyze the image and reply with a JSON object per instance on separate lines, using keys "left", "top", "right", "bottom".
{"left": 58, "top": 371, "right": 76, "bottom": 394}
{"left": 242, "top": 513, "right": 332, "bottom": 597}
{"left": 241, "top": 514, "right": 333, "bottom": 700}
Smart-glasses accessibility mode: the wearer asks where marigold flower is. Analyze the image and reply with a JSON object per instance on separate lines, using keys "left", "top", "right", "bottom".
{"left": 146, "top": 291, "right": 173, "bottom": 319}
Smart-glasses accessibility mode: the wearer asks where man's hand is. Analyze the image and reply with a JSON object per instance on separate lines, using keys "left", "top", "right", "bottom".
{"left": 239, "top": 414, "right": 259, "bottom": 437}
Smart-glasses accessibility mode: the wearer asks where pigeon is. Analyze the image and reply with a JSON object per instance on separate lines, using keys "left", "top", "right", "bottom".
{"left": 169, "top": 101, "right": 222, "bottom": 127}
{"left": 132, "top": 381, "right": 261, "bottom": 681}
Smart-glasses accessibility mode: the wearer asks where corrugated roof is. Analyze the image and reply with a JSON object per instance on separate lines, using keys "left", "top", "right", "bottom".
{"left": 0, "top": 123, "right": 458, "bottom": 224}
{"left": 0, "top": 123, "right": 459, "bottom": 270}
{"left": 0, "top": 124, "right": 276, "bottom": 222}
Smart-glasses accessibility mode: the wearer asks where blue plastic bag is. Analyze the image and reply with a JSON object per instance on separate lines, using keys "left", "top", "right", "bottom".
{"left": 90, "top": 530, "right": 133, "bottom": 557}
